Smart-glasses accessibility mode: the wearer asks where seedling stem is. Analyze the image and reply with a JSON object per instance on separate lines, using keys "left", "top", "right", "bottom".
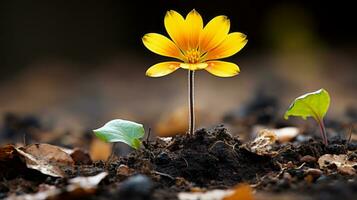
{"left": 316, "top": 117, "right": 328, "bottom": 145}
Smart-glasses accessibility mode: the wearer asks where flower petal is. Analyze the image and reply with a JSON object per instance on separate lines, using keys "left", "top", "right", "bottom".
{"left": 146, "top": 62, "right": 181, "bottom": 77}
{"left": 142, "top": 33, "right": 183, "bottom": 60}
{"left": 205, "top": 61, "right": 240, "bottom": 77}
{"left": 165, "top": 10, "right": 188, "bottom": 51}
{"left": 185, "top": 9, "right": 203, "bottom": 49}
{"left": 205, "top": 32, "right": 247, "bottom": 60}
{"left": 180, "top": 63, "right": 208, "bottom": 70}
{"left": 199, "top": 16, "right": 230, "bottom": 53}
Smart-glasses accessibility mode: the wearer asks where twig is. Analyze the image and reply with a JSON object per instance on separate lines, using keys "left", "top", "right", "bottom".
{"left": 154, "top": 171, "right": 175, "bottom": 180}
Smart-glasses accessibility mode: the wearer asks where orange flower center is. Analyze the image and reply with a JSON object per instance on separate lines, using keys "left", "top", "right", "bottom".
{"left": 185, "top": 49, "right": 201, "bottom": 64}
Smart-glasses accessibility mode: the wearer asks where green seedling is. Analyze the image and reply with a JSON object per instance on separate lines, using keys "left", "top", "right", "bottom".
{"left": 284, "top": 88, "right": 330, "bottom": 145}
{"left": 93, "top": 119, "right": 145, "bottom": 150}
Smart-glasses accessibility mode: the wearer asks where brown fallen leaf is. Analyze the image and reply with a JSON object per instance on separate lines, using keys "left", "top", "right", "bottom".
{"left": 89, "top": 138, "right": 112, "bottom": 161}
{"left": 23, "top": 144, "right": 74, "bottom": 167}
{"left": 244, "top": 129, "right": 277, "bottom": 156}
{"left": 16, "top": 144, "right": 74, "bottom": 177}
{"left": 223, "top": 184, "right": 254, "bottom": 200}
{"left": 318, "top": 154, "right": 356, "bottom": 175}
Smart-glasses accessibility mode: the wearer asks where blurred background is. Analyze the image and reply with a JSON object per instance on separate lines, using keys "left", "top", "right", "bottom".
{"left": 0, "top": 0, "right": 356, "bottom": 147}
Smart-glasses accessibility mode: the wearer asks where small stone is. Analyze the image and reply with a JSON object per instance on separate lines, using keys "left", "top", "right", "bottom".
{"left": 300, "top": 155, "right": 317, "bottom": 163}
{"left": 117, "top": 164, "right": 131, "bottom": 176}
{"left": 117, "top": 174, "right": 153, "bottom": 200}
{"left": 305, "top": 168, "right": 323, "bottom": 178}
{"left": 155, "top": 152, "right": 170, "bottom": 164}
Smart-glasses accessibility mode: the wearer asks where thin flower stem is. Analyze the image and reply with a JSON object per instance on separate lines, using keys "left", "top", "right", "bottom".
{"left": 188, "top": 70, "right": 195, "bottom": 135}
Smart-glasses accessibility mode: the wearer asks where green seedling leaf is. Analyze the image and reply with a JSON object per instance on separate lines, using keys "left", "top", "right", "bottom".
{"left": 284, "top": 88, "right": 330, "bottom": 121}
{"left": 284, "top": 88, "right": 330, "bottom": 145}
{"left": 93, "top": 119, "right": 145, "bottom": 150}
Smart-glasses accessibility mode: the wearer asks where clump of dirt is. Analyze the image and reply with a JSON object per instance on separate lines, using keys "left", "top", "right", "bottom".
{"left": 117, "top": 126, "right": 279, "bottom": 188}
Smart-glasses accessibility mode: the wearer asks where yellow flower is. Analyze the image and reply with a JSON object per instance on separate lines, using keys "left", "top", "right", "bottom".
{"left": 142, "top": 9, "right": 247, "bottom": 77}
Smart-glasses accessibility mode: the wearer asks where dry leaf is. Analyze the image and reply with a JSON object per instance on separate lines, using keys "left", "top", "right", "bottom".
{"left": 318, "top": 154, "right": 356, "bottom": 175}
{"left": 223, "top": 184, "right": 254, "bottom": 200}
{"left": 16, "top": 144, "right": 74, "bottom": 177}
{"left": 89, "top": 138, "right": 112, "bottom": 161}
{"left": 244, "top": 129, "right": 277, "bottom": 156}
{"left": 23, "top": 144, "right": 74, "bottom": 167}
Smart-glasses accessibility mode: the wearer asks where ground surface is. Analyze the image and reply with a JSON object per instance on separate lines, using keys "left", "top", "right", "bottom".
{"left": 1, "top": 120, "right": 356, "bottom": 200}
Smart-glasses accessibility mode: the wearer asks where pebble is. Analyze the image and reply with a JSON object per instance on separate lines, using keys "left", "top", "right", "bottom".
{"left": 155, "top": 152, "right": 170, "bottom": 164}
{"left": 117, "top": 164, "right": 131, "bottom": 176}
{"left": 300, "top": 155, "right": 317, "bottom": 163}
{"left": 117, "top": 174, "right": 153, "bottom": 200}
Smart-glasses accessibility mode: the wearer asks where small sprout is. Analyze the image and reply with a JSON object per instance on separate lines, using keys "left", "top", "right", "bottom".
{"left": 93, "top": 119, "right": 145, "bottom": 150}
{"left": 284, "top": 88, "right": 330, "bottom": 145}
{"left": 142, "top": 9, "right": 247, "bottom": 135}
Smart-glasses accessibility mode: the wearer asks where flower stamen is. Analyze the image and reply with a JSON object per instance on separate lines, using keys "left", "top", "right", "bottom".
{"left": 185, "top": 49, "right": 201, "bottom": 64}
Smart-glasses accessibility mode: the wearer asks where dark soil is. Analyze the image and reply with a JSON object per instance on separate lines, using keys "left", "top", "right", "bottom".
{"left": 0, "top": 113, "right": 356, "bottom": 200}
